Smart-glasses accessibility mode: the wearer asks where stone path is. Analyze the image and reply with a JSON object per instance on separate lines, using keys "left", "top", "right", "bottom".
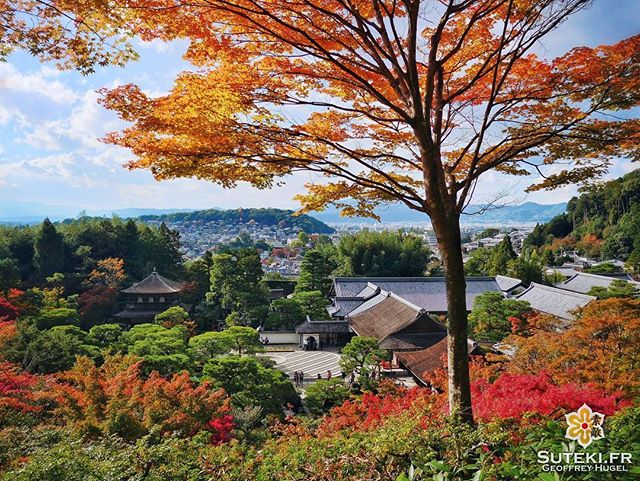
{"left": 264, "top": 350, "right": 342, "bottom": 383}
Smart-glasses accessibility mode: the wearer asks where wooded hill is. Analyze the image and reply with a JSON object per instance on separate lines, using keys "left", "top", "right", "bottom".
{"left": 525, "top": 169, "right": 640, "bottom": 267}
{"left": 139, "top": 208, "right": 335, "bottom": 234}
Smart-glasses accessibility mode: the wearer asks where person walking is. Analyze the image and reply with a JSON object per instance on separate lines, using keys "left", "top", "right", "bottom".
{"left": 326, "top": 370, "right": 332, "bottom": 380}
{"left": 299, "top": 370, "right": 304, "bottom": 386}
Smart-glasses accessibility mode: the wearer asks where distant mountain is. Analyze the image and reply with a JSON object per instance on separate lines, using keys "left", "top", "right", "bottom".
{"left": 0, "top": 201, "right": 197, "bottom": 224}
{"left": 310, "top": 202, "right": 567, "bottom": 224}
{"left": 462, "top": 202, "right": 568, "bottom": 223}
{"left": 139, "top": 208, "right": 335, "bottom": 234}
{"left": 0, "top": 199, "right": 563, "bottom": 228}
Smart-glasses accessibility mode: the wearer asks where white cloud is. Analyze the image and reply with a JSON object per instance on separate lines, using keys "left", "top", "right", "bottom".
{"left": 0, "top": 63, "right": 77, "bottom": 104}
{"left": 0, "top": 153, "right": 98, "bottom": 188}
{"left": 137, "top": 38, "right": 175, "bottom": 54}
{"left": 0, "top": 106, "right": 12, "bottom": 126}
{"left": 18, "top": 89, "right": 125, "bottom": 155}
{"left": 21, "top": 121, "right": 64, "bottom": 150}
{"left": 65, "top": 90, "right": 116, "bottom": 149}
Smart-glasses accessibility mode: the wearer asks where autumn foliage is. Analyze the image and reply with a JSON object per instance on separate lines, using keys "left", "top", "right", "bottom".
{"left": 471, "top": 372, "right": 629, "bottom": 421}
{"left": 94, "top": 0, "right": 640, "bottom": 423}
{"left": 0, "top": 362, "right": 44, "bottom": 421}
{"left": 507, "top": 298, "right": 640, "bottom": 397}
{"left": 0, "top": 297, "right": 19, "bottom": 322}
{"left": 317, "top": 383, "right": 435, "bottom": 436}
{"left": 46, "top": 355, "right": 233, "bottom": 440}
{"left": 0, "top": 0, "right": 136, "bottom": 73}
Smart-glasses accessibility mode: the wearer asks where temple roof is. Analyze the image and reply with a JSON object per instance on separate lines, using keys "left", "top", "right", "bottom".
{"left": 295, "top": 318, "right": 353, "bottom": 334}
{"left": 114, "top": 310, "right": 161, "bottom": 320}
{"left": 555, "top": 271, "right": 640, "bottom": 295}
{"left": 347, "top": 291, "right": 447, "bottom": 351}
{"left": 396, "top": 339, "right": 481, "bottom": 384}
{"left": 347, "top": 293, "right": 424, "bottom": 340}
{"left": 330, "top": 276, "right": 503, "bottom": 317}
{"left": 495, "top": 275, "right": 524, "bottom": 292}
{"left": 122, "top": 270, "right": 185, "bottom": 294}
{"left": 516, "top": 282, "right": 595, "bottom": 320}
{"left": 378, "top": 332, "right": 446, "bottom": 351}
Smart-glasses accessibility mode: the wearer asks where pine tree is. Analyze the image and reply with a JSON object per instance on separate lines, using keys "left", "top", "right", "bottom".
{"left": 157, "top": 222, "right": 184, "bottom": 277}
{"left": 120, "top": 219, "right": 142, "bottom": 278}
{"left": 488, "top": 236, "right": 517, "bottom": 276}
{"left": 33, "top": 218, "right": 65, "bottom": 278}
{"left": 295, "top": 250, "right": 332, "bottom": 294}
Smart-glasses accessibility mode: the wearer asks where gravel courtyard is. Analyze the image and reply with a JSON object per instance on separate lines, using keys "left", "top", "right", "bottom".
{"left": 264, "top": 350, "right": 342, "bottom": 384}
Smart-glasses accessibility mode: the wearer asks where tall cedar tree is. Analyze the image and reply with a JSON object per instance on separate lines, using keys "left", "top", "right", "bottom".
{"left": 33, "top": 219, "right": 65, "bottom": 278}
{"left": 488, "top": 235, "right": 517, "bottom": 276}
{"left": 92, "top": 1, "right": 639, "bottom": 422}
{"left": 156, "top": 222, "right": 184, "bottom": 277}
{"left": 295, "top": 250, "right": 333, "bottom": 293}
{"left": 337, "top": 231, "right": 431, "bottom": 276}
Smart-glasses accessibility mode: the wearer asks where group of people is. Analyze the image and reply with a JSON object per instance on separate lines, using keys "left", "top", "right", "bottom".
{"left": 259, "top": 336, "right": 270, "bottom": 345}
{"left": 294, "top": 369, "right": 338, "bottom": 387}
{"left": 315, "top": 370, "right": 333, "bottom": 381}
{"left": 293, "top": 370, "right": 305, "bottom": 387}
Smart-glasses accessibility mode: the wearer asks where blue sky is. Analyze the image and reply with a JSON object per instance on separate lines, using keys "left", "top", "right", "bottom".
{"left": 0, "top": 1, "right": 638, "bottom": 212}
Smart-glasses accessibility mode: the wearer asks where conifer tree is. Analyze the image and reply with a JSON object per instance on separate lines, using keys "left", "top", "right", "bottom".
{"left": 33, "top": 218, "right": 65, "bottom": 278}
{"left": 488, "top": 236, "right": 517, "bottom": 276}
{"left": 295, "top": 250, "right": 333, "bottom": 294}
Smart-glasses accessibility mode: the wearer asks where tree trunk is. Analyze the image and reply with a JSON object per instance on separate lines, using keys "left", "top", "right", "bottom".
{"left": 431, "top": 209, "right": 474, "bottom": 424}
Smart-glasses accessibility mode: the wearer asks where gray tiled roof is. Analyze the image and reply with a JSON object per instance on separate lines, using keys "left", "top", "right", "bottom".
{"left": 122, "top": 271, "right": 185, "bottom": 294}
{"left": 555, "top": 272, "right": 640, "bottom": 295}
{"left": 295, "top": 319, "right": 353, "bottom": 334}
{"left": 516, "top": 283, "right": 595, "bottom": 320}
{"left": 495, "top": 275, "right": 524, "bottom": 292}
{"left": 546, "top": 267, "right": 580, "bottom": 278}
{"left": 328, "top": 298, "right": 367, "bottom": 318}
{"left": 331, "top": 277, "right": 502, "bottom": 316}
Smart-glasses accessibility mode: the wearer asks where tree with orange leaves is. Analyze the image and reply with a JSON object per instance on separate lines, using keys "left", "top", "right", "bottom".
{"left": 47, "top": 354, "right": 232, "bottom": 440}
{"left": 507, "top": 298, "right": 640, "bottom": 398}
{"left": 92, "top": 0, "right": 640, "bottom": 423}
{"left": 0, "top": 1, "right": 135, "bottom": 73}
{"left": 86, "top": 258, "right": 126, "bottom": 289}
{"left": 79, "top": 257, "right": 126, "bottom": 324}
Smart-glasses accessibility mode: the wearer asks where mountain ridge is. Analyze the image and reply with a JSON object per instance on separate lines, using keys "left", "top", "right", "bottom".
{"left": 0, "top": 200, "right": 566, "bottom": 226}
{"left": 310, "top": 201, "right": 567, "bottom": 224}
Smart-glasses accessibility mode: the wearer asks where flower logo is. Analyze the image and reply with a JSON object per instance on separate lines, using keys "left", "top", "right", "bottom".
{"left": 565, "top": 404, "right": 605, "bottom": 448}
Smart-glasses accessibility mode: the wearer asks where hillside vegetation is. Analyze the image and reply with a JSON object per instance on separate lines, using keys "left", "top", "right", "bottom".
{"left": 525, "top": 169, "right": 640, "bottom": 272}
{"left": 139, "top": 208, "right": 335, "bottom": 234}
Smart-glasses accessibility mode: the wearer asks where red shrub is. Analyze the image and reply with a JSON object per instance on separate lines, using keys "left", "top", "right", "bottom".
{"left": 0, "top": 296, "right": 19, "bottom": 322}
{"left": 208, "top": 415, "right": 235, "bottom": 445}
{"left": 472, "top": 372, "right": 630, "bottom": 420}
{"left": 0, "top": 362, "right": 44, "bottom": 416}
{"left": 317, "top": 386, "right": 435, "bottom": 435}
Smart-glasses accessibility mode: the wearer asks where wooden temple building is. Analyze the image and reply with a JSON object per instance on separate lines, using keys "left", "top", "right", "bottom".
{"left": 115, "top": 269, "right": 185, "bottom": 324}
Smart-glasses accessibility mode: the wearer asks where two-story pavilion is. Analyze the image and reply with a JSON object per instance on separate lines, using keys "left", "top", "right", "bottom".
{"left": 115, "top": 269, "right": 185, "bottom": 325}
